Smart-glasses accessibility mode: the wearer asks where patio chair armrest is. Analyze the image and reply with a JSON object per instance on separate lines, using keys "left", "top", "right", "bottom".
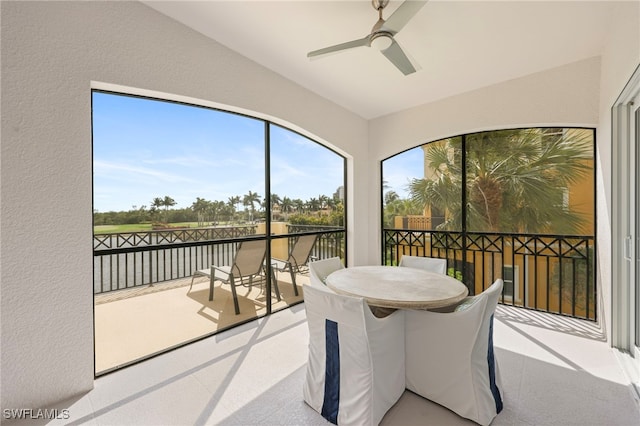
{"left": 270, "top": 258, "right": 290, "bottom": 271}
{"left": 211, "top": 265, "right": 233, "bottom": 281}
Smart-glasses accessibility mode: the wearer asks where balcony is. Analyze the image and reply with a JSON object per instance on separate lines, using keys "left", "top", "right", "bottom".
{"left": 89, "top": 226, "right": 640, "bottom": 424}
{"left": 70, "top": 300, "right": 640, "bottom": 424}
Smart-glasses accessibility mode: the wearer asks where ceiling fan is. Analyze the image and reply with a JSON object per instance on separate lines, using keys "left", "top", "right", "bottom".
{"left": 307, "top": 0, "right": 427, "bottom": 75}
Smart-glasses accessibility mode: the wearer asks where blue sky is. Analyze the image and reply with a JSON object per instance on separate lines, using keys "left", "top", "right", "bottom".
{"left": 92, "top": 92, "right": 346, "bottom": 212}
{"left": 382, "top": 147, "right": 425, "bottom": 199}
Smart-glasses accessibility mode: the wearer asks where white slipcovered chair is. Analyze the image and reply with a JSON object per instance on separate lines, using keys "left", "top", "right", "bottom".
{"left": 308, "top": 257, "right": 344, "bottom": 287}
{"left": 398, "top": 255, "right": 447, "bottom": 275}
{"left": 302, "top": 283, "right": 405, "bottom": 425}
{"left": 405, "top": 279, "right": 504, "bottom": 426}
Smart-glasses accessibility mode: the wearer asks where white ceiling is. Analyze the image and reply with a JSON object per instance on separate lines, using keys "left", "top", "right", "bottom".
{"left": 143, "top": 1, "right": 616, "bottom": 119}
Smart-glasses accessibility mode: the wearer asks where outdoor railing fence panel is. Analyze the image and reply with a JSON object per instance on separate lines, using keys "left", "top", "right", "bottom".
{"left": 93, "top": 225, "right": 258, "bottom": 250}
{"left": 277, "top": 230, "right": 346, "bottom": 268}
{"left": 94, "top": 227, "right": 345, "bottom": 294}
{"left": 383, "top": 229, "right": 596, "bottom": 321}
{"left": 286, "top": 225, "right": 346, "bottom": 263}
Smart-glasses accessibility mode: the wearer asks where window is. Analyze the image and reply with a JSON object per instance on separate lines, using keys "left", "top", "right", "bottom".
{"left": 502, "top": 265, "right": 520, "bottom": 303}
{"left": 92, "top": 90, "right": 346, "bottom": 374}
{"left": 381, "top": 127, "right": 596, "bottom": 319}
{"left": 383, "top": 128, "right": 594, "bottom": 235}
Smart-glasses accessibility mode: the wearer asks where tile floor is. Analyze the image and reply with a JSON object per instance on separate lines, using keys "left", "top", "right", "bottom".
{"left": 41, "top": 304, "right": 640, "bottom": 425}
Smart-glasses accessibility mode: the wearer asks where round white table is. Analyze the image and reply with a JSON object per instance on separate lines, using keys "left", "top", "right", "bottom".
{"left": 325, "top": 265, "right": 469, "bottom": 310}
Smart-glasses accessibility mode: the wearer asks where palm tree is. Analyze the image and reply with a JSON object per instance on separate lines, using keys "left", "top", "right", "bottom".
{"left": 408, "top": 129, "right": 592, "bottom": 234}
{"left": 307, "top": 197, "right": 320, "bottom": 213}
{"left": 207, "top": 200, "right": 226, "bottom": 225}
{"left": 243, "top": 191, "right": 261, "bottom": 222}
{"left": 326, "top": 197, "right": 337, "bottom": 211}
{"left": 151, "top": 197, "right": 164, "bottom": 222}
{"left": 318, "top": 195, "right": 329, "bottom": 211}
{"left": 162, "top": 196, "right": 176, "bottom": 223}
{"left": 281, "top": 196, "right": 294, "bottom": 218}
{"left": 384, "top": 190, "right": 400, "bottom": 206}
{"left": 228, "top": 196, "right": 241, "bottom": 222}
{"left": 191, "top": 197, "right": 209, "bottom": 227}
{"left": 293, "top": 198, "right": 305, "bottom": 214}
{"left": 384, "top": 198, "right": 422, "bottom": 228}
{"left": 221, "top": 202, "right": 234, "bottom": 223}
{"left": 269, "top": 193, "right": 282, "bottom": 220}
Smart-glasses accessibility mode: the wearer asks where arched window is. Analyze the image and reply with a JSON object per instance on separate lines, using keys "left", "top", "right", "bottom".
{"left": 382, "top": 127, "right": 596, "bottom": 320}
{"left": 92, "top": 90, "right": 346, "bottom": 374}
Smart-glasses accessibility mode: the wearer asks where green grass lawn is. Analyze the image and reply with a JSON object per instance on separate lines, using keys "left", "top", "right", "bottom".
{"left": 94, "top": 222, "right": 200, "bottom": 234}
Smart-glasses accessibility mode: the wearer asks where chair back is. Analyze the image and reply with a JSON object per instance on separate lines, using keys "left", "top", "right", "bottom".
{"left": 404, "top": 278, "right": 504, "bottom": 425}
{"left": 232, "top": 239, "right": 267, "bottom": 277}
{"left": 473, "top": 278, "right": 504, "bottom": 423}
{"left": 480, "top": 278, "right": 503, "bottom": 318}
{"left": 309, "top": 257, "right": 344, "bottom": 287}
{"left": 303, "top": 285, "right": 372, "bottom": 424}
{"left": 289, "top": 234, "right": 317, "bottom": 268}
{"left": 399, "top": 255, "right": 447, "bottom": 274}
{"left": 473, "top": 279, "right": 503, "bottom": 359}
{"left": 304, "top": 281, "right": 368, "bottom": 330}
{"left": 303, "top": 282, "right": 405, "bottom": 425}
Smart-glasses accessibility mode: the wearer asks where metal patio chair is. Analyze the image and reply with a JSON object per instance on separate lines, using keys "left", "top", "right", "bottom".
{"left": 271, "top": 234, "right": 317, "bottom": 296}
{"left": 189, "top": 239, "right": 279, "bottom": 315}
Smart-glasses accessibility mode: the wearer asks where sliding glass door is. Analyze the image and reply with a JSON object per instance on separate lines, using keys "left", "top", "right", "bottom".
{"left": 635, "top": 104, "right": 640, "bottom": 357}
{"left": 613, "top": 65, "right": 640, "bottom": 392}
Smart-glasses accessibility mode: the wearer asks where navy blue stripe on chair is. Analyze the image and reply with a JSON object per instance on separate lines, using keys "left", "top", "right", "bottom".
{"left": 488, "top": 314, "right": 503, "bottom": 414}
{"left": 321, "top": 319, "right": 340, "bottom": 424}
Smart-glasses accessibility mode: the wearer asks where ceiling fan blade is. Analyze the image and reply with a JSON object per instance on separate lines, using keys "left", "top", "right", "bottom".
{"left": 381, "top": 39, "right": 418, "bottom": 75}
{"left": 381, "top": 0, "right": 428, "bottom": 35}
{"left": 307, "top": 36, "right": 370, "bottom": 59}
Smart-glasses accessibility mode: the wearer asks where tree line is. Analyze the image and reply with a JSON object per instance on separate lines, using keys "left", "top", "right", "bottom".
{"left": 94, "top": 191, "right": 344, "bottom": 227}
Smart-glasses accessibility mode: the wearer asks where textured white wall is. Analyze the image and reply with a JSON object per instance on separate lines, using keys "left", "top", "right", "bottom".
{"left": 0, "top": 1, "right": 367, "bottom": 410}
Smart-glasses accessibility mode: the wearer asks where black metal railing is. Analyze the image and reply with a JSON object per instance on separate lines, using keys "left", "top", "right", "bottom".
{"left": 383, "top": 229, "right": 596, "bottom": 321}
{"left": 93, "top": 225, "right": 258, "bottom": 250}
{"left": 93, "top": 227, "right": 345, "bottom": 294}
{"left": 286, "top": 225, "right": 345, "bottom": 261}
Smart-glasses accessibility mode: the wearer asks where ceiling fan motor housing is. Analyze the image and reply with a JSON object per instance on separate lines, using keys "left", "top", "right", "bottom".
{"left": 370, "top": 32, "right": 393, "bottom": 50}
{"left": 372, "top": 0, "right": 390, "bottom": 11}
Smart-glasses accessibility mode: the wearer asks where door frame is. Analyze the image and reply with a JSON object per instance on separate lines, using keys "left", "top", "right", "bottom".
{"left": 612, "top": 63, "right": 640, "bottom": 392}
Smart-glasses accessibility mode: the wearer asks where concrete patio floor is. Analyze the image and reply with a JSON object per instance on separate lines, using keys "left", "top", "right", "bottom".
{"left": 95, "top": 272, "right": 305, "bottom": 373}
